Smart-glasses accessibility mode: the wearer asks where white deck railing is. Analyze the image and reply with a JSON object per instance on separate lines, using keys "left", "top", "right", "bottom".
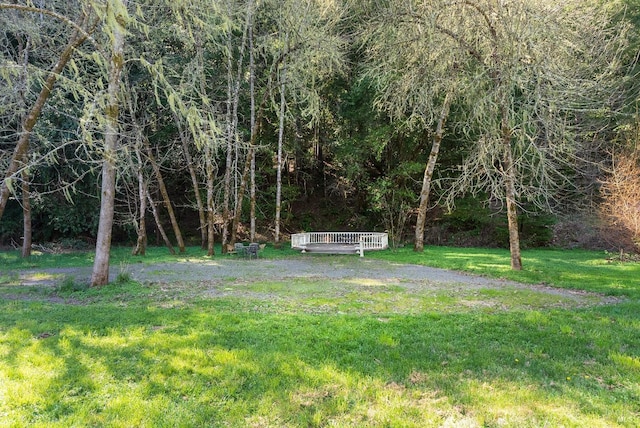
{"left": 291, "top": 232, "right": 389, "bottom": 251}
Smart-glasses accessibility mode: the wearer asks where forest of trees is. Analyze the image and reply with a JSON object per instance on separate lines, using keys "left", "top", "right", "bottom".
{"left": 1, "top": 0, "right": 639, "bottom": 283}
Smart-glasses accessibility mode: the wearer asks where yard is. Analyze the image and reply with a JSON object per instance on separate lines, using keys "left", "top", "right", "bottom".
{"left": 0, "top": 246, "right": 638, "bottom": 427}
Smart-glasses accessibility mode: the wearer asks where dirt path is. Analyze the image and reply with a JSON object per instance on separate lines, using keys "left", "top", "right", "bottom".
{"left": 6, "top": 257, "right": 619, "bottom": 306}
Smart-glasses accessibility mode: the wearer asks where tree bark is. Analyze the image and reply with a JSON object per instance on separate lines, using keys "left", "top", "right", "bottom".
{"left": 229, "top": 98, "right": 265, "bottom": 247}
{"left": 274, "top": 68, "right": 286, "bottom": 245}
{"left": 501, "top": 105, "right": 522, "bottom": 270}
{"left": 229, "top": 146, "right": 254, "bottom": 246}
{"left": 147, "top": 193, "right": 175, "bottom": 255}
{"left": 221, "top": 40, "right": 235, "bottom": 253}
{"left": 177, "top": 117, "right": 206, "bottom": 249}
{"left": 91, "top": 0, "right": 128, "bottom": 286}
{"left": 192, "top": 36, "right": 215, "bottom": 254}
{"left": 249, "top": 7, "right": 257, "bottom": 242}
{"left": 222, "top": 8, "right": 251, "bottom": 252}
{"left": 143, "top": 137, "right": 186, "bottom": 253}
{"left": 205, "top": 143, "right": 216, "bottom": 256}
{"left": 414, "top": 92, "right": 452, "bottom": 252}
{"left": 250, "top": 147, "right": 257, "bottom": 242}
{"left": 132, "top": 149, "right": 147, "bottom": 256}
{"left": 17, "top": 34, "right": 31, "bottom": 258}
{"left": 21, "top": 170, "right": 32, "bottom": 258}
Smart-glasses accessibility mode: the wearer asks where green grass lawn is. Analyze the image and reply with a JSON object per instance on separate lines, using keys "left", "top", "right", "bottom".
{"left": 369, "top": 246, "right": 640, "bottom": 299}
{"left": 1, "top": 245, "right": 639, "bottom": 427}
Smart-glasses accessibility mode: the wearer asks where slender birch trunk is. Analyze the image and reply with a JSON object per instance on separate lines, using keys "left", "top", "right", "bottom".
{"left": 122, "top": 76, "right": 149, "bottom": 257}
{"left": 501, "top": 104, "right": 522, "bottom": 270}
{"left": 274, "top": 67, "right": 286, "bottom": 246}
{"left": 176, "top": 116, "right": 206, "bottom": 249}
{"left": 91, "top": 0, "right": 128, "bottom": 286}
{"left": 193, "top": 35, "right": 216, "bottom": 254}
{"left": 221, "top": 7, "right": 250, "bottom": 252}
{"left": 132, "top": 148, "right": 147, "bottom": 256}
{"left": 18, "top": 34, "right": 31, "bottom": 258}
{"left": 205, "top": 143, "right": 216, "bottom": 256}
{"left": 230, "top": 146, "right": 254, "bottom": 246}
{"left": 143, "top": 137, "right": 186, "bottom": 253}
{"left": 230, "top": 96, "right": 266, "bottom": 246}
{"left": 248, "top": 3, "right": 257, "bottom": 242}
{"left": 147, "top": 192, "right": 175, "bottom": 255}
{"left": 21, "top": 170, "right": 31, "bottom": 258}
{"left": 414, "top": 92, "right": 452, "bottom": 252}
{"left": 221, "top": 50, "right": 234, "bottom": 253}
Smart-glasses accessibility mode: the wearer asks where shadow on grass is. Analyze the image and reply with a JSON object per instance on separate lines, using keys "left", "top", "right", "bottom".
{"left": 0, "top": 290, "right": 638, "bottom": 427}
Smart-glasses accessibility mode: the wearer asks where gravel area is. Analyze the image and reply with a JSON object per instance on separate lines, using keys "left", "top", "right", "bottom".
{"left": 11, "top": 257, "right": 511, "bottom": 286}
{"left": 7, "top": 256, "right": 619, "bottom": 305}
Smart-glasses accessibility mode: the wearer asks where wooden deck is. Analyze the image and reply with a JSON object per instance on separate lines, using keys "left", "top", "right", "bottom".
{"left": 291, "top": 232, "right": 388, "bottom": 257}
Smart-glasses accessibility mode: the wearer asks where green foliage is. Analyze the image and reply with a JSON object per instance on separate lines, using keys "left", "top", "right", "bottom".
{"left": 264, "top": 182, "right": 300, "bottom": 220}
{"left": 519, "top": 213, "right": 555, "bottom": 248}
{"left": 38, "top": 198, "right": 100, "bottom": 239}
{"left": 367, "top": 176, "right": 414, "bottom": 247}
{"left": 56, "top": 238, "right": 92, "bottom": 251}
{"left": 0, "top": 201, "right": 21, "bottom": 244}
{"left": 428, "top": 198, "right": 554, "bottom": 249}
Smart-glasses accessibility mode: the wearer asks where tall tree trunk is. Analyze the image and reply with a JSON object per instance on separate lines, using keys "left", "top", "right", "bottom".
{"left": 229, "top": 125, "right": 263, "bottom": 248}
{"left": 122, "top": 76, "right": 148, "bottom": 257}
{"left": 501, "top": 106, "right": 522, "bottom": 270}
{"left": 0, "top": 23, "right": 88, "bottom": 222}
{"left": 222, "top": 7, "right": 251, "bottom": 251}
{"left": 147, "top": 193, "right": 175, "bottom": 255}
{"left": 250, "top": 145, "right": 256, "bottom": 242}
{"left": 249, "top": 5, "right": 257, "bottom": 242}
{"left": 91, "top": 1, "right": 128, "bottom": 286}
{"left": 132, "top": 149, "right": 147, "bottom": 256}
{"left": 193, "top": 35, "right": 215, "bottom": 254}
{"left": 221, "top": 51, "right": 234, "bottom": 253}
{"left": 21, "top": 169, "right": 31, "bottom": 258}
{"left": 18, "top": 34, "right": 31, "bottom": 258}
{"left": 205, "top": 143, "right": 216, "bottom": 256}
{"left": 143, "top": 137, "right": 186, "bottom": 253}
{"left": 274, "top": 68, "right": 286, "bottom": 246}
{"left": 230, "top": 146, "right": 254, "bottom": 246}
{"left": 176, "top": 117, "right": 206, "bottom": 249}
{"left": 229, "top": 81, "right": 268, "bottom": 247}
{"left": 414, "top": 92, "right": 452, "bottom": 252}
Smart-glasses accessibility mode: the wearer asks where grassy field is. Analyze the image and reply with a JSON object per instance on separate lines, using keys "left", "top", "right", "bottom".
{"left": 368, "top": 246, "right": 640, "bottom": 299}
{"left": 1, "top": 245, "right": 639, "bottom": 427}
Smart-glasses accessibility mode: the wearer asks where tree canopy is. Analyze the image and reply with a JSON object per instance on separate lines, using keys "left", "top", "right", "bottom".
{"left": 1, "top": 0, "right": 639, "bottom": 280}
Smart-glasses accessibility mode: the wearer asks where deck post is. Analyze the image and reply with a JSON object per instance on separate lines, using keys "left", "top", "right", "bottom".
{"left": 359, "top": 239, "right": 364, "bottom": 258}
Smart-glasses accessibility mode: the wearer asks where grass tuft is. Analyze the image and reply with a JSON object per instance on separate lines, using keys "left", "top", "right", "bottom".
{"left": 57, "top": 276, "right": 89, "bottom": 293}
